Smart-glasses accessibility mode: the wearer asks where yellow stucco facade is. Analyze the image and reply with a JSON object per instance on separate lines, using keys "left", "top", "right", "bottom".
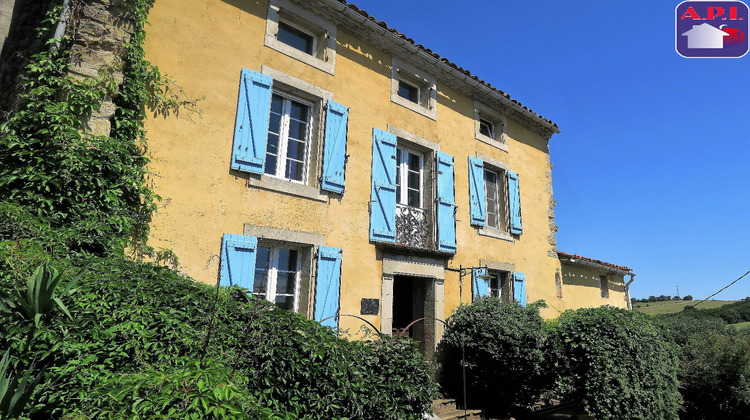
{"left": 141, "top": 0, "right": 631, "bottom": 343}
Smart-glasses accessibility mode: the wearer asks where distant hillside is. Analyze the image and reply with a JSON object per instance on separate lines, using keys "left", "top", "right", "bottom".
{"left": 634, "top": 300, "right": 736, "bottom": 316}
{"left": 676, "top": 298, "right": 750, "bottom": 324}
{"left": 636, "top": 298, "right": 750, "bottom": 326}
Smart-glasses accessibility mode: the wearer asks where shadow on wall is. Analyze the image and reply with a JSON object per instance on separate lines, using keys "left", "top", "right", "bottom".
{"left": 562, "top": 271, "right": 625, "bottom": 295}
{"left": 0, "top": 0, "right": 60, "bottom": 115}
{"left": 217, "top": 0, "right": 554, "bottom": 155}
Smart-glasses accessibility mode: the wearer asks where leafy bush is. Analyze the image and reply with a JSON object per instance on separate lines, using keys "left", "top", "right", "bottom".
{"left": 660, "top": 314, "right": 750, "bottom": 419}
{"left": 78, "top": 357, "right": 285, "bottom": 419}
{"left": 438, "top": 297, "right": 550, "bottom": 417}
{"left": 0, "top": 250, "right": 436, "bottom": 419}
{"left": 678, "top": 330, "right": 750, "bottom": 419}
{"left": 660, "top": 313, "right": 727, "bottom": 347}
{"left": 549, "top": 306, "right": 681, "bottom": 420}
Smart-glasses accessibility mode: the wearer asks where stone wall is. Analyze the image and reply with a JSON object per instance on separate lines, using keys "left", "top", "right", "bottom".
{"left": 0, "top": 0, "right": 133, "bottom": 137}
{"left": 68, "top": 0, "right": 133, "bottom": 137}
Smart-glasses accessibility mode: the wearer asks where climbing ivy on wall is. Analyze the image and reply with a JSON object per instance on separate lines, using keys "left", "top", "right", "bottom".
{"left": 0, "top": 0, "right": 194, "bottom": 257}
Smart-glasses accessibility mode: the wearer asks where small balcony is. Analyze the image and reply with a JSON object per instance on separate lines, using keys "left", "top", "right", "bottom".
{"left": 396, "top": 204, "right": 430, "bottom": 249}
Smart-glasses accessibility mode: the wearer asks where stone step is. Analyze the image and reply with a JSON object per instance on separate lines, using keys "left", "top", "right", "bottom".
{"left": 432, "top": 398, "right": 458, "bottom": 414}
{"left": 437, "top": 408, "right": 483, "bottom": 420}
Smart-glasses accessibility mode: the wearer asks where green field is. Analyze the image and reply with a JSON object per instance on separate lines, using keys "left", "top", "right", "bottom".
{"left": 731, "top": 321, "right": 750, "bottom": 330}
{"left": 634, "top": 300, "right": 736, "bottom": 316}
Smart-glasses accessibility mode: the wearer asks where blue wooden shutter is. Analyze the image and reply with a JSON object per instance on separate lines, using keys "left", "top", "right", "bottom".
{"left": 219, "top": 233, "right": 258, "bottom": 289}
{"left": 321, "top": 101, "right": 349, "bottom": 193}
{"left": 468, "top": 156, "right": 486, "bottom": 226}
{"left": 231, "top": 68, "right": 273, "bottom": 174}
{"left": 472, "top": 267, "right": 490, "bottom": 300}
{"left": 436, "top": 151, "right": 457, "bottom": 253}
{"left": 513, "top": 272, "right": 526, "bottom": 307}
{"left": 508, "top": 170, "right": 523, "bottom": 235}
{"left": 315, "top": 246, "right": 343, "bottom": 328}
{"left": 369, "top": 128, "right": 397, "bottom": 243}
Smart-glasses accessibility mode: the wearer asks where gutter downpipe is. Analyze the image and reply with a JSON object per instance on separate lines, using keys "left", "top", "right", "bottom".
{"left": 625, "top": 273, "right": 636, "bottom": 310}
{"left": 52, "top": 0, "right": 71, "bottom": 49}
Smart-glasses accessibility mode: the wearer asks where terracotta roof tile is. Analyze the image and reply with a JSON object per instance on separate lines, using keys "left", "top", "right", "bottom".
{"left": 558, "top": 251, "right": 633, "bottom": 273}
{"left": 338, "top": 0, "right": 559, "bottom": 131}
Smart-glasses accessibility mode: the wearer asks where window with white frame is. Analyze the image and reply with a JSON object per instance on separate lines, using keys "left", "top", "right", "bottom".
{"left": 489, "top": 270, "right": 512, "bottom": 303}
{"left": 484, "top": 167, "right": 509, "bottom": 232}
{"left": 265, "top": 92, "right": 313, "bottom": 183}
{"left": 395, "top": 146, "right": 423, "bottom": 208}
{"left": 264, "top": 0, "right": 337, "bottom": 74}
{"left": 254, "top": 245, "right": 301, "bottom": 311}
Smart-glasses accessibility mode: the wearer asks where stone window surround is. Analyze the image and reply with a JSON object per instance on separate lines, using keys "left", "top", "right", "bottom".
{"left": 474, "top": 100, "right": 508, "bottom": 152}
{"left": 390, "top": 56, "right": 437, "bottom": 120}
{"left": 475, "top": 152, "right": 513, "bottom": 242}
{"left": 243, "top": 224, "right": 327, "bottom": 319}
{"left": 380, "top": 254, "right": 445, "bottom": 348}
{"left": 264, "top": 0, "right": 337, "bottom": 75}
{"left": 479, "top": 259, "right": 515, "bottom": 303}
{"left": 246, "top": 66, "right": 333, "bottom": 203}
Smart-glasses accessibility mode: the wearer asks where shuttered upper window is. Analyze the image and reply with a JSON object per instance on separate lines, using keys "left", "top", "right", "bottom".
{"left": 266, "top": 93, "right": 312, "bottom": 183}
{"left": 395, "top": 146, "right": 423, "bottom": 208}
{"left": 469, "top": 156, "right": 522, "bottom": 238}
{"left": 231, "top": 68, "right": 349, "bottom": 199}
{"left": 484, "top": 168, "right": 509, "bottom": 232}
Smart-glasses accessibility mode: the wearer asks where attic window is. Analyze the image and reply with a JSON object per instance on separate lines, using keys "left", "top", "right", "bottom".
{"left": 479, "top": 118, "right": 494, "bottom": 138}
{"left": 277, "top": 21, "right": 315, "bottom": 55}
{"left": 264, "top": 0, "right": 337, "bottom": 75}
{"left": 398, "top": 80, "right": 420, "bottom": 105}
{"left": 390, "top": 57, "right": 437, "bottom": 120}
{"left": 474, "top": 101, "right": 508, "bottom": 152}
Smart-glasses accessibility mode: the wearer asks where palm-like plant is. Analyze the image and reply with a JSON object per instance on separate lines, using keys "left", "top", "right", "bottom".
{"left": 1, "top": 262, "right": 86, "bottom": 328}
{"left": 0, "top": 350, "right": 42, "bottom": 420}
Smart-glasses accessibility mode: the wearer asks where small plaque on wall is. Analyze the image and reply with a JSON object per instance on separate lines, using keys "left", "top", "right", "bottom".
{"left": 360, "top": 298, "right": 379, "bottom": 315}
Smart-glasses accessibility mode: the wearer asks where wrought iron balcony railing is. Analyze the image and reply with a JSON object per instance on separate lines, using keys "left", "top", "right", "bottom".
{"left": 395, "top": 204, "right": 429, "bottom": 249}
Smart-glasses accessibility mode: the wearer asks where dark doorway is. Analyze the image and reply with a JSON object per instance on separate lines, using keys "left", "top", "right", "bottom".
{"left": 392, "top": 275, "right": 435, "bottom": 358}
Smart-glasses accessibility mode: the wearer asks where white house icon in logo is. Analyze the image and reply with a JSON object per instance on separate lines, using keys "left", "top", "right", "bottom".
{"left": 682, "top": 23, "right": 728, "bottom": 48}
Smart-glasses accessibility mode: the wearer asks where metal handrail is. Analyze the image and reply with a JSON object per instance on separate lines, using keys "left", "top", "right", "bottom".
{"left": 396, "top": 317, "right": 468, "bottom": 418}
{"left": 319, "top": 313, "right": 381, "bottom": 335}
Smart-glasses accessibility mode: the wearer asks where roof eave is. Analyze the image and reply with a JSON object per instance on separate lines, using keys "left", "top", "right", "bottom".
{"left": 321, "top": 0, "right": 561, "bottom": 137}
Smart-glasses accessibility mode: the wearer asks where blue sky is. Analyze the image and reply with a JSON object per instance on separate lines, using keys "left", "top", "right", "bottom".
{"left": 350, "top": 0, "right": 750, "bottom": 300}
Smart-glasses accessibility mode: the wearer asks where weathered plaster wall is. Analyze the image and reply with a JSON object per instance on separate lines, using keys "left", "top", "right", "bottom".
{"left": 558, "top": 263, "right": 629, "bottom": 310}
{"left": 142, "top": 0, "right": 564, "bottom": 328}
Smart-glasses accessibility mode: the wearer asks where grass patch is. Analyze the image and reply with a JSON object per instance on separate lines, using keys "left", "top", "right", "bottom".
{"left": 634, "top": 300, "right": 735, "bottom": 316}
{"left": 732, "top": 321, "right": 750, "bottom": 330}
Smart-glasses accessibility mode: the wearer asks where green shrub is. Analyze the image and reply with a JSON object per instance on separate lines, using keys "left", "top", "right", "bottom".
{"left": 0, "top": 253, "right": 436, "bottom": 419}
{"left": 550, "top": 306, "right": 681, "bottom": 420}
{"left": 661, "top": 314, "right": 750, "bottom": 419}
{"left": 660, "top": 313, "right": 727, "bottom": 346}
{"left": 678, "top": 330, "right": 750, "bottom": 419}
{"left": 438, "top": 297, "right": 550, "bottom": 417}
{"left": 76, "top": 357, "right": 285, "bottom": 419}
